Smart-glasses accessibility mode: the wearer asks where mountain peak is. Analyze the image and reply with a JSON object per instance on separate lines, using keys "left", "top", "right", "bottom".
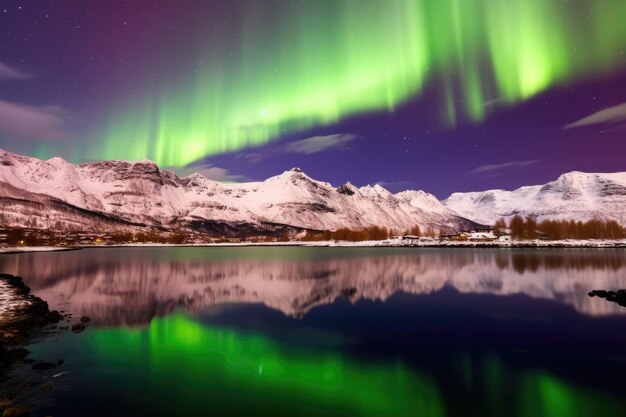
{"left": 46, "top": 156, "right": 69, "bottom": 165}
{"left": 336, "top": 182, "right": 357, "bottom": 196}
{"left": 133, "top": 158, "right": 159, "bottom": 167}
{"left": 185, "top": 172, "right": 206, "bottom": 180}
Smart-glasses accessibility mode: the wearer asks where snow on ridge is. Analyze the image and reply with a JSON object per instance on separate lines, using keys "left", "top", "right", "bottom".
{"left": 2, "top": 149, "right": 623, "bottom": 231}
{"left": 0, "top": 149, "right": 470, "bottom": 233}
{"left": 445, "top": 171, "right": 626, "bottom": 225}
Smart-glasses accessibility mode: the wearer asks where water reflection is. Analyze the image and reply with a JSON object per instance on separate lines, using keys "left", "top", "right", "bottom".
{"left": 81, "top": 313, "right": 445, "bottom": 417}
{"left": 4, "top": 247, "right": 625, "bottom": 417}
{"left": 33, "top": 312, "right": 625, "bottom": 417}
{"left": 1, "top": 247, "right": 625, "bottom": 325}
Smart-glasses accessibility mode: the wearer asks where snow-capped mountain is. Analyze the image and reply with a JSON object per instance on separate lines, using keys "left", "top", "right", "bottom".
{"left": 444, "top": 171, "right": 626, "bottom": 225}
{"left": 0, "top": 149, "right": 475, "bottom": 235}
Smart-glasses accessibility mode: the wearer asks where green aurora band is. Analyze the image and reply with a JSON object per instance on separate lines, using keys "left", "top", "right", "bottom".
{"left": 100, "top": 0, "right": 626, "bottom": 166}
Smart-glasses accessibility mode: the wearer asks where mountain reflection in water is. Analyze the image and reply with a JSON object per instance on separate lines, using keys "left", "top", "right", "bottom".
{"left": 1, "top": 247, "right": 625, "bottom": 325}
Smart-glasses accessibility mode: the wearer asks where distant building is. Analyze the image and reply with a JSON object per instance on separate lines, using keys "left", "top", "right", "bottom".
{"left": 440, "top": 232, "right": 471, "bottom": 241}
{"left": 468, "top": 231, "right": 497, "bottom": 241}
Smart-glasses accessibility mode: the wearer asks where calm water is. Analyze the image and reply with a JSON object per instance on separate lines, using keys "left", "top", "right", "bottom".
{"left": 2, "top": 247, "right": 626, "bottom": 417}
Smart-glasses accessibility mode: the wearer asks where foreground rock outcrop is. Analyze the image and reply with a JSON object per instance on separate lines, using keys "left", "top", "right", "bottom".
{"left": 0, "top": 274, "right": 62, "bottom": 351}
{"left": 1, "top": 274, "right": 86, "bottom": 416}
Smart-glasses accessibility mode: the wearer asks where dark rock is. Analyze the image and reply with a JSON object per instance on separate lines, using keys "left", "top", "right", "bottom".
{"left": 0, "top": 274, "right": 65, "bottom": 346}
{"left": 2, "top": 407, "right": 31, "bottom": 417}
{"left": 0, "top": 399, "right": 15, "bottom": 409}
{"left": 588, "top": 289, "right": 626, "bottom": 308}
{"left": 71, "top": 323, "right": 86, "bottom": 334}
{"left": 336, "top": 184, "right": 355, "bottom": 196}
{"left": 0, "top": 346, "right": 12, "bottom": 366}
{"left": 6, "top": 348, "right": 30, "bottom": 362}
{"left": 80, "top": 316, "right": 90, "bottom": 323}
{"left": 31, "top": 362, "right": 55, "bottom": 370}
{"left": 56, "top": 359, "right": 63, "bottom": 366}
{"left": 46, "top": 310, "right": 62, "bottom": 323}
{"left": 340, "top": 287, "right": 357, "bottom": 297}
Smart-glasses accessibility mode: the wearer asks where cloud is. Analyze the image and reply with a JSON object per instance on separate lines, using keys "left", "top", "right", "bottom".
{"left": 283, "top": 133, "right": 357, "bottom": 154}
{"left": 175, "top": 162, "right": 249, "bottom": 183}
{"left": 469, "top": 159, "right": 539, "bottom": 174}
{"left": 0, "top": 100, "right": 68, "bottom": 140}
{"left": 564, "top": 102, "right": 626, "bottom": 129}
{"left": 196, "top": 166, "right": 248, "bottom": 182}
{"left": 373, "top": 180, "right": 411, "bottom": 192}
{"left": 235, "top": 152, "right": 268, "bottom": 164}
{"left": 228, "top": 133, "right": 358, "bottom": 165}
{"left": 0, "top": 62, "right": 33, "bottom": 80}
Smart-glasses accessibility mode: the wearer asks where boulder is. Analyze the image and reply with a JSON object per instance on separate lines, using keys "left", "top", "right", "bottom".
{"left": 31, "top": 362, "right": 55, "bottom": 370}
{"left": 2, "top": 407, "right": 30, "bottom": 417}
{"left": 71, "top": 323, "right": 86, "bottom": 334}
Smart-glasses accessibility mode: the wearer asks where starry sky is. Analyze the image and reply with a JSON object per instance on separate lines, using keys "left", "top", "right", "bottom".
{"left": 1, "top": 0, "right": 626, "bottom": 198}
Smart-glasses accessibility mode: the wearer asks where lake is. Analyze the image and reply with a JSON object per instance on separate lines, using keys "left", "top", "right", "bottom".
{"left": 1, "top": 247, "right": 626, "bottom": 417}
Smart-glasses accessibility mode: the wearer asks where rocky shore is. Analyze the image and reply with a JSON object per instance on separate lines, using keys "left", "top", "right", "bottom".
{"left": 588, "top": 289, "right": 626, "bottom": 308}
{"left": 0, "top": 274, "right": 63, "bottom": 349}
{"left": 1, "top": 273, "right": 88, "bottom": 416}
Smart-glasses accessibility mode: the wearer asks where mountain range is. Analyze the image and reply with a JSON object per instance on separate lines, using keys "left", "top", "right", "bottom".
{"left": 0, "top": 149, "right": 624, "bottom": 236}
{"left": 445, "top": 171, "right": 626, "bottom": 225}
{"left": 0, "top": 149, "right": 474, "bottom": 236}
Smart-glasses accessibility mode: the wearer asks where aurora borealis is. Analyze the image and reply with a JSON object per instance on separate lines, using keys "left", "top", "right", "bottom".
{"left": 99, "top": 0, "right": 626, "bottom": 166}
{"left": 1, "top": 0, "right": 626, "bottom": 195}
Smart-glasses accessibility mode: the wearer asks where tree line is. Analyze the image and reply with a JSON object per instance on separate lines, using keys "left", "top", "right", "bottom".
{"left": 301, "top": 226, "right": 396, "bottom": 242}
{"left": 494, "top": 215, "right": 625, "bottom": 240}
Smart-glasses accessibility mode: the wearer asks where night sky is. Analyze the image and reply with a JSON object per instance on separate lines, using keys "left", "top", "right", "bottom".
{"left": 1, "top": 0, "right": 626, "bottom": 198}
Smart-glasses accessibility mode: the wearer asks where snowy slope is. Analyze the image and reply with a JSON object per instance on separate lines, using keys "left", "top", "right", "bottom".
{"left": 444, "top": 171, "right": 626, "bottom": 225}
{"left": 0, "top": 149, "right": 474, "bottom": 234}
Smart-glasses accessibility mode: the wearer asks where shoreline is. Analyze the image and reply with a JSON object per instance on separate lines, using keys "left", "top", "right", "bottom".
{"left": 1, "top": 239, "right": 625, "bottom": 254}
{"left": 0, "top": 274, "right": 83, "bottom": 416}
{"left": 0, "top": 274, "right": 63, "bottom": 347}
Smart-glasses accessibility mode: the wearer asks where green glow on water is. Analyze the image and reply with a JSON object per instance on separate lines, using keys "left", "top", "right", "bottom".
{"left": 73, "top": 313, "right": 626, "bottom": 417}
{"left": 520, "top": 373, "right": 622, "bottom": 417}
{"left": 88, "top": 313, "right": 445, "bottom": 416}
{"left": 97, "top": 0, "right": 626, "bottom": 166}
